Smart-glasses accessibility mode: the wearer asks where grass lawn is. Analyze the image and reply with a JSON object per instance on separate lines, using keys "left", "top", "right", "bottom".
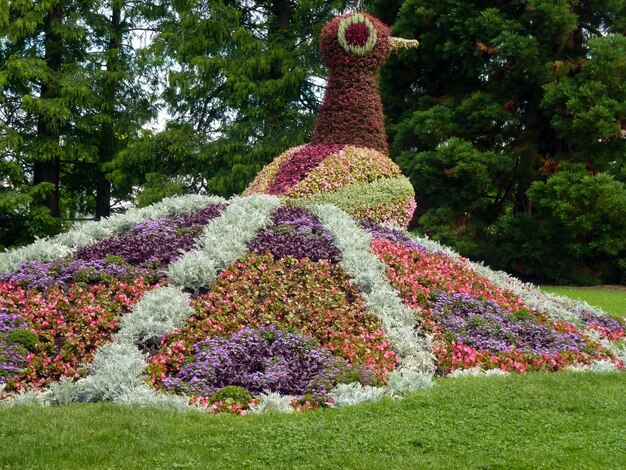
{"left": 541, "top": 285, "right": 626, "bottom": 318}
{"left": 1, "top": 372, "right": 625, "bottom": 469}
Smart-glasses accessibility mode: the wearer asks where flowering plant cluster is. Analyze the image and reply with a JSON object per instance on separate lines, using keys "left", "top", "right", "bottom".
{"left": 371, "top": 238, "right": 524, "bottom": 311}
{"left": 75, "top": 204, "right": 225, "bottom": 268}
{"left": 148, "top": 252, "right": 397, "bottom": 391}
{"left": 0, "top": 280, "right": 155, "bottom": 393}
{"left": 244, "top": 147, "right": 302, "bottom": 195}
{"left": 248, "top": 206, "right": 341, "bottom": 263}
{"left": 0, "top": 310, "right": 30, "bottom": 387}
{"left": 296, "top": 177, "right": 416, "bottom": 227}
{"left": 351, "top": 196, "right": 416, "bottom": 227}
{"left": 371, "top": 238, "right": 618, "bottom": 374}
{"left": 285, "top": 146, "right": 402, "bottom": 198}
{"left": 268, "top": 144, "right": 346, "bottom": 195}
{"left": 0, "top": 204, "right": 225, "bottom": 290}
{"left": 163, "top": 326, "right": 374, "bottom": 399}
{"left": 359, "top": 219, "right": 427, "bottom": 250}
{"left": 581, "top": 311, "right": 626, "bottom": 341}
{"left": 0, "top": 258, "right": 156, "bottom": 291}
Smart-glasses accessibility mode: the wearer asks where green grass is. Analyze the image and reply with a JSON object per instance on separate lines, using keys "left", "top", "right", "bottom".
{"left": 541, "top": 285, "right": 626, "bottom": 318}
{"left": 1, "top": 372, "right": 625, "bottom": 469}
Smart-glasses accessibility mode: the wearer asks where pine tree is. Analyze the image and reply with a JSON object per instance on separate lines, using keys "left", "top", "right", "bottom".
{"left": 0, "top": 0, "right": 92, "bottom": 244}
{"left": 372, "top": 0, "right": 626, "bottom": 283}
{"left": 109, "top": 0, "right": 353, "bottom": 199}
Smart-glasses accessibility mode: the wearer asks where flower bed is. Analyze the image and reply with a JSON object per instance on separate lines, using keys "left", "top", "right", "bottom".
{"left": 371, "top": 238, "right": 619, "bottom": 374}
{"left": 0, "top": 204, "right": 226, "bottom": 290}
{"left": 148, "top": 252, "right": 397, "bottom": 395}
{"left": 248, "top": 206, "right": 341, "bottom": 263}
{"left": 163, "top": 326, "right": 374, "bottom": 399}
{"left": 371, "top": 238, "right": 523, "bottom": 311}
{"left": 74, "top": 204, "right": 226, "bottom": 268}
{"left": 0, "top": 280, "right": 156, "bottom": 393}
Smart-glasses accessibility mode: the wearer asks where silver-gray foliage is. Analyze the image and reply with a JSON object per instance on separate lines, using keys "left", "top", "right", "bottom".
{"left": 115, "top": 286, "right": 194, "bottom": 345}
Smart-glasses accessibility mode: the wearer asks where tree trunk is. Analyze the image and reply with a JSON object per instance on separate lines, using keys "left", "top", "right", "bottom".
{"left": 264, "top": 0, "right": 291, "bottom": 141}
{"left": 95, "top": 4, "right": 122, "bottom": 220}
{"left": 33, "top": 3, "right": 63, "bottom": 218}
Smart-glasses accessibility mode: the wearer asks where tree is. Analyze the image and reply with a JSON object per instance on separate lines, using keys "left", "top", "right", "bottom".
{"left": 371, "top": 0, "right": 626, "bottom": 283}
{"left": 110, "top": 0, "right": 353, "bottom": 199}
{"left": 0, "top": 0, "right": 158, "bottom": 249}
{"left": 0, "top": 0, "right": 91, "bottom": 242}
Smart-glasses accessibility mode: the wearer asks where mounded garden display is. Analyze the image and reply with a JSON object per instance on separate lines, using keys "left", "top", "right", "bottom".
{"left": 1, "top": 13, "right": 624, "bottom": 414}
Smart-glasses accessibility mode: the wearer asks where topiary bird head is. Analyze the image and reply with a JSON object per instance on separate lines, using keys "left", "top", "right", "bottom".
{"left": 311, "top": 12, "right": 418, "bottom": 153}
{"left": 246, "top": 13, "right": 419, "bottom": 228}
{"left": 320, "top": 13, "right": 418, "bottom": 72}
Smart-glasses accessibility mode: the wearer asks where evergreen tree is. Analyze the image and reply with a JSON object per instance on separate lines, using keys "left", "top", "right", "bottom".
{"left": 109, "top": 0, "right": 353, "bottom": 199}
{"left": 0, "top": 0, "right": 158, "bottom": 248}
{"left": 0, "top": 0, "right": 92, "bottom": 245}
{"left": 372, "top": 0, "right": 626, "bottom": 283}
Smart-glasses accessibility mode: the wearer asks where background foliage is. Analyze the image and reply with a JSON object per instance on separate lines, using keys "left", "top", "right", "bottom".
{"left": 1, "top": 0, "right": 624, "bottom": 284}
{"left": 373, "top": 0, "right": 625, "bottom": 284}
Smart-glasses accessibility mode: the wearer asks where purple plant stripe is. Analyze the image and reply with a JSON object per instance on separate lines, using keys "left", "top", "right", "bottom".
{"left": 247, "top": 207, "right": 341, "bottom": 263}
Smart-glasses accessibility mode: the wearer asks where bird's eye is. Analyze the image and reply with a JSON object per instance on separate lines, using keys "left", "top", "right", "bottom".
{"left": 337, "top": 13, "right": 377, "bottom": 56}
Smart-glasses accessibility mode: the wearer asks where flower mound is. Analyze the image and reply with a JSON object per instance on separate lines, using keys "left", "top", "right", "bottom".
{"left": 246, "top": 145, "right": 415, "bottom": 227}
{"left": 163, "top": 326, "right": 374, "bottom": 398}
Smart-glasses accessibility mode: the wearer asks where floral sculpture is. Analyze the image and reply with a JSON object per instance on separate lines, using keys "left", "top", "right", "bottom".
{"left": 0, "top": 14, "right": 624, "bottom": 414}
{"left": 246, "top": 13, "right": 418, "bottom": 228}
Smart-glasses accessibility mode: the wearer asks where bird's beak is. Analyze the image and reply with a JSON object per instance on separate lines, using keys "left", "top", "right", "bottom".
{"left": 389, "top": 37, "right": 419, "bottom": 52}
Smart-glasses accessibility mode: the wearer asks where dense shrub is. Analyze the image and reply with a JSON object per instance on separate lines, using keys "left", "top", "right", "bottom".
{"left": 489, "top": 164, "right": 626, "bottom": 284}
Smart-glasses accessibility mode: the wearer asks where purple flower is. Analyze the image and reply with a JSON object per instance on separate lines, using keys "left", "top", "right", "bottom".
{"left": 163, "top": 325, "right": 372, "bottom": 397}
{"left": 359, "top": 219, "right": 429, "bottom": 251}
{"left": 581, "top": 311, "right": 625, "bottom": 334}
{"left": 431, "top": 293, "right": 589, "bottom": 355}
{"left": 0, "top": 258, "right": 155, "bottom": 290}
{"left": 248, "top": 207, "right": 341, "bottom": 262}
{"left": 75, "top": 204, "right": 226, "bottom": 266}
{"left": 0, "top": 309, "right": 29, "bottom": 385}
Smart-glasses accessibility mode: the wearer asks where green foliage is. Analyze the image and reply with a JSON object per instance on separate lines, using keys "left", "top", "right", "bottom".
{"left": 490, "top": 164, "right": 626, "bottom": 284}
{"left": 6, "top": 329, "right": 39, "bottom": 352}
{"left": 374, "top": 0, "right": 626, "bottom": 283}
{"left": 209, "top": 386, "right": 253, "bottom": 405}
{"left": 136, "top": 0, "right": 351, "bottom": 197}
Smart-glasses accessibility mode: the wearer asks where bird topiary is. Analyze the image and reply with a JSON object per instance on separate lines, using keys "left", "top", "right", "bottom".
{"left": 0, "top": 14, "right": 624, "bottom": 413}
{"left": 246, "top": 12, "right": 419, "bottom": 228}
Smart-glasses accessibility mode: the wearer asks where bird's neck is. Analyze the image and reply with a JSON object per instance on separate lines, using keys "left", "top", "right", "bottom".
{"left": 311, "top": 68, "right": 388, "bottom": 154}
